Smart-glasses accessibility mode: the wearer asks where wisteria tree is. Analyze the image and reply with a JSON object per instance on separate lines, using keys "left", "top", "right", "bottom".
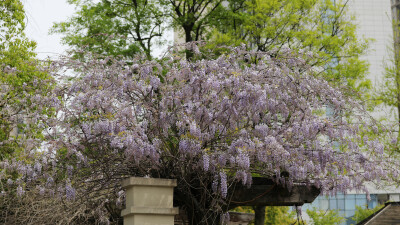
{"left": 1, "top": 45, "right": 398, "bottom": 224}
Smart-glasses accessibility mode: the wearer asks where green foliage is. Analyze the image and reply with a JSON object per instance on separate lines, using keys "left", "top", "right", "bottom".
{"left": 306, "top": 207, "right": 344, "bottom": 225}
{"left": 232, "top": 206, "right": 297, "bottom": 224}
{"left": 376, "top": 22, "right": 400, "bottom": 135}
{"left": 208, "top": 0, "right": 371, "bottom": 100}
{"left": 52, "top": 0, "right": 372, "bottom": 99}
{"left": 0, "top": 0, "right": 50, "bottom": 160}
{"left": 265, "top": 206, "right": 297, "bottom": 225}
{"left": 51, "top": 0, "right": 167, "bottom": 59}
{"left": 52, "top": 0, "right": 225, "bottom": 60}
{"left": 351, "top": 204, "right": 384, "bottom": 224}
{"left": 0, "top": 0, "right": 26, "bottom": 48}
{"left": 378, "top": 46, "right": 398, "bottom": 108}
{"left": 231, "top": 206, "right": 254, "bottom": 214}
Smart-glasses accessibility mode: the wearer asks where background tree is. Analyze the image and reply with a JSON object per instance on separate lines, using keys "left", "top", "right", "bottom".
{"left": 376, "top": 18, "right": 400, "bottom": 138}
{"left": 208, "top": 0, "right": 371, "bottom": 99}
{"left": 51, "top": 0, "right": 167, "bottom": 59}
{"left": 2, "top": 46, "right": 398, "bottom": 224}
{"left": 52, "top": 0, "right": 226, "bottom": 59}
{"left": 164, "top": 0, "right": 224, "bottom": 58}
{"left": 0, "top": 0, "right": 51, "bottom": 160}
{"left": 306, "top": 207, "right": 344, "bottom": 225}
{"left": 53, "top": 0, "right": 371, "bottom": 100}
{"left": 264, "top": 206, "right": 296, "bottom": 225}
{"left": 232, "top": 206, "right": 296, "bottom": 225}
{"left": 351, "top": 204, "right": 384, "bottom": 224}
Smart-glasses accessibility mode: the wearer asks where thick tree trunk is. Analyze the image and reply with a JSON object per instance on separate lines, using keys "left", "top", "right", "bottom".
{"left": 253, "top": 206, "right": 266, "bottom": 225}
{"left": 184, "top": 26, "right": 194, "bottom": 60}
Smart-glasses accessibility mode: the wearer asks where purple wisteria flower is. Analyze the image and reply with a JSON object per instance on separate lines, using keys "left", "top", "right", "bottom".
{"left": 2, "top": 44, "right": 399, "bottom": 224}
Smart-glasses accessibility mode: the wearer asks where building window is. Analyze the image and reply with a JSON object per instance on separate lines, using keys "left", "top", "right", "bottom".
{"left": 303, "top": 193, "right": 378, "bottom": 225}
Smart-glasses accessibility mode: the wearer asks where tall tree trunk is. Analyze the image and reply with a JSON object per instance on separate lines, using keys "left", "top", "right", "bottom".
{"left": 184, "top": 26, "right": 194, "bottom": 60}
{"left": 253, "top": 206, "right": 266, "bottom": 225}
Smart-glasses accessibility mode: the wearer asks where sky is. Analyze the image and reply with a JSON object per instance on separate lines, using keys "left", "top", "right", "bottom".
{"left": 23, "top": 0, "right": 76, "bottom": 59}
{"left": 22, "top": 0, "right": 173, "bottom": 59}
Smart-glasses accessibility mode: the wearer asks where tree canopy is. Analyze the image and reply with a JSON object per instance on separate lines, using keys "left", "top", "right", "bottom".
{"left": 306, "top": 207, "right": 344, "bottom": 225}
{"left": 0, "top": 0, "right": 51, "bottom": 160}
{"left": 51, "top": 0, "right": 168, "bottom": 59}
{"left": 208, "top": 0, "right": 371, "bottom": 99}
{"left": 52, "top": 0, "right": 371, "bottom": 96}
{"left": 1, "top": 46, "right": 397, "bottom": 224}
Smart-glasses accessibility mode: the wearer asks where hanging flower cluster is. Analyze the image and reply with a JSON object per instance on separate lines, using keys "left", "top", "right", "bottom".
{"left": 1, "top": 45, "right": 399, "bottom": 223}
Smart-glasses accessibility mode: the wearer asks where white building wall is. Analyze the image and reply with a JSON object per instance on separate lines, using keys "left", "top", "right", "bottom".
{"left": 348, "top": 0, "right": 397, "bottom": 123}
{"left": 348, "top": 0, "right": 393, "bottom": 84}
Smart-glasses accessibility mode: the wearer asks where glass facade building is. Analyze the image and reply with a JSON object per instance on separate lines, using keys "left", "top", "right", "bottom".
{"left": 303, "top": 194, "right": 379, "bottom": 225}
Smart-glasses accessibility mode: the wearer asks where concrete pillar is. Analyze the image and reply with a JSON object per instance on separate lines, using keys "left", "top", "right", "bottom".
{"left": 121, "top": 177, "right": 179, "bottom": 225}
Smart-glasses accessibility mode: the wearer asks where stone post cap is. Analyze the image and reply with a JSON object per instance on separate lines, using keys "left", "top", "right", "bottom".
{"left": 122, "top": 177, "right": 177, "bottom": 188}
{"left": 121, "top": 206, "right": 179, "bottom": 217}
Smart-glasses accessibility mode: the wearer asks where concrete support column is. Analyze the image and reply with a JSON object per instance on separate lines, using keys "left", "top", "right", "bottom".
{"left": 121, "top": 177, "right": 179, "bottom": 225}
